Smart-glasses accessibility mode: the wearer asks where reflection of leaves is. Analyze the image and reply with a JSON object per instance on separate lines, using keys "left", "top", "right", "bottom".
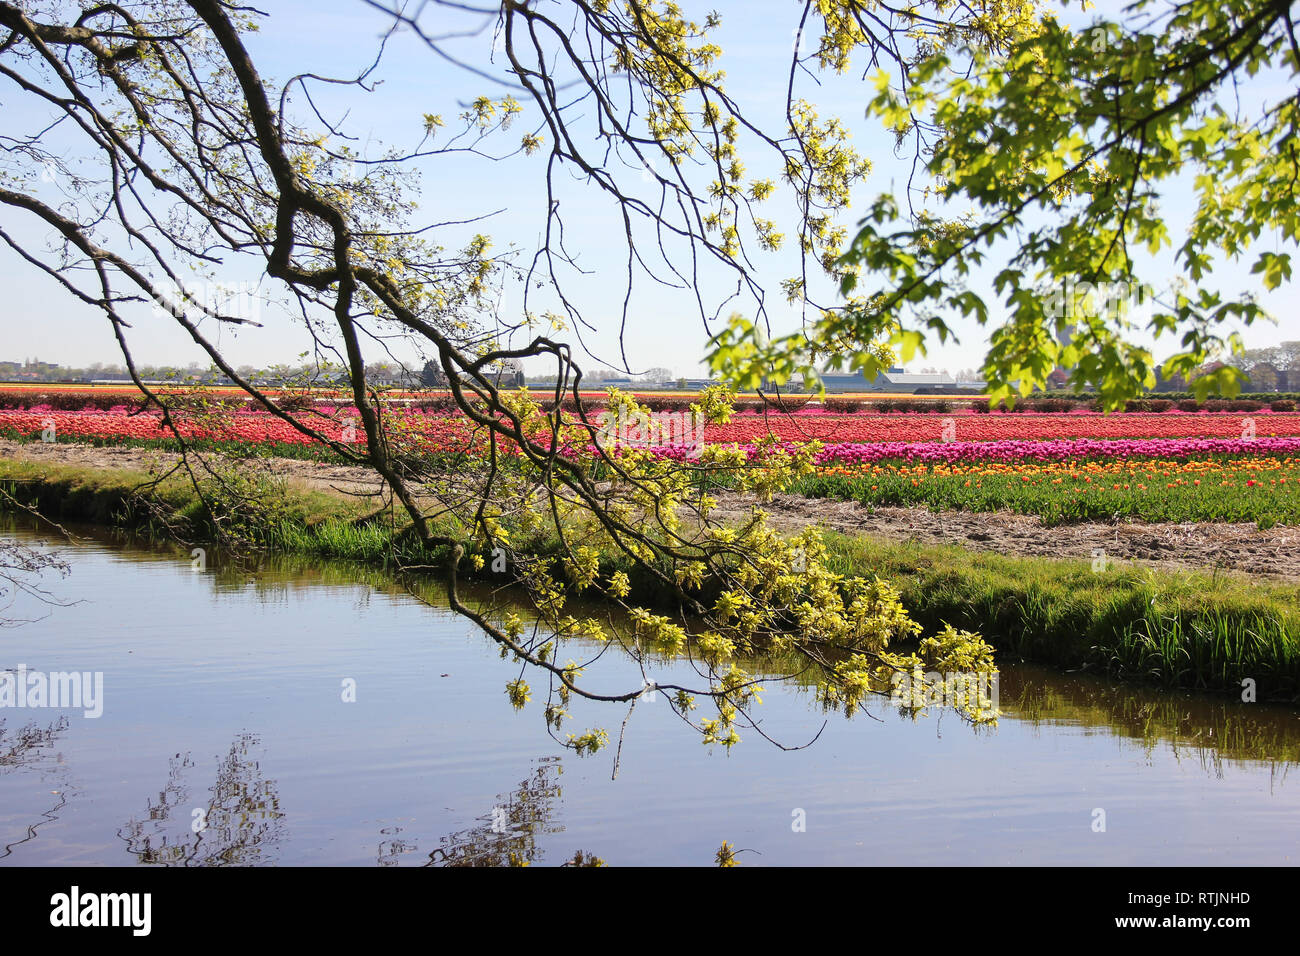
{"left": 421, "top": 757, "right": 601, "bottom": 867}
{"left": 0, "top": 717, "right": 70, "bottom": 860}
{"left": 118, "top": 732, "right": 285, "bottom": 866}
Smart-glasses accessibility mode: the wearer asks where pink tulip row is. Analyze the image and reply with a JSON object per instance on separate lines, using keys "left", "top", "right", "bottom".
{"left": 648, "top": 436, "right": 1300, "bottom": 465}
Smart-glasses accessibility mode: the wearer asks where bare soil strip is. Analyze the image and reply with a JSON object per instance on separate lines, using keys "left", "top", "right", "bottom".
{"left": 708, "top": 493, "right": 1300, "bottom": 581}
{"left": 5, "top": 438, "right": 1298, "bottom": 580}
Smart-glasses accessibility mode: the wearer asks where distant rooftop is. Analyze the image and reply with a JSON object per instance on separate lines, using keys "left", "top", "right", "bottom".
{"left": 881, "top": 372, "right": 954, "bottom": 384}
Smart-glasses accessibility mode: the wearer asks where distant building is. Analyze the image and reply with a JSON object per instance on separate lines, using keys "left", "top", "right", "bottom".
{"left": 0, "top": 358, "right": 66, "bottom": 382}
{"left": 817, "top": 369, "right": 969, "bottom": 394}
{"left": 525, "top": 376, "right": 712, "bottom": 391}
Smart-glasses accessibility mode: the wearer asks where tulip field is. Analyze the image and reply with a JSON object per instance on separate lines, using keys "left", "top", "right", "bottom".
{"left": 705, "top": 411, "right": 1300, "bottom": 444}
{"left": 2, "top": 386, "right": 1299, "bottom": 526}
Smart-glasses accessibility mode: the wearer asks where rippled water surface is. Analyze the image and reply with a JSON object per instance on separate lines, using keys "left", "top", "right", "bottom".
{"left": 1, "top": 524, "right": 1297, "bottom": 865}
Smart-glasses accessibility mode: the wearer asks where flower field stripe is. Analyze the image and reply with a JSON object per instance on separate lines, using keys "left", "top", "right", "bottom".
{"left": 812, "top": 436, "right": 1300, "bottom": 465}
{"left": 701, "top": 412, "right": 1300, "bottom": 444}
{"left": 7, "top": 409, "right": 1300, "bottom": 464}
{"left": 646, "top": 436, "right": 1300, "bottom": 464}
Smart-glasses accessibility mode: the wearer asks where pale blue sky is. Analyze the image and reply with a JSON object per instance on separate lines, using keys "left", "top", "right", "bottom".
{"left": 0, "top": 0, "right": 1294, "bottom": 378}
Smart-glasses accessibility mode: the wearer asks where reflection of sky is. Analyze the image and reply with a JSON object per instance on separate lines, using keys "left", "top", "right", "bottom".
{"left": 0, "top": 0, "right": 1294, "bottom": 378}
{"left": 0, "top": 530, "right": 1296, "bottom": 866}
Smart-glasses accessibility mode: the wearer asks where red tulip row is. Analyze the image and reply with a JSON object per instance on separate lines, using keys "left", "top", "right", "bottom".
{"left": 5, "top": 408, "right": 1300, "bottom": 454}
{"left": 0, "top": 410, "right": 476, "bottom": 447}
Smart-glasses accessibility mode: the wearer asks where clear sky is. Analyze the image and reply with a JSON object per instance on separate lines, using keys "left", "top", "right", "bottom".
{"left": 0, "top": 0, "right": 1295, "bottom": 378}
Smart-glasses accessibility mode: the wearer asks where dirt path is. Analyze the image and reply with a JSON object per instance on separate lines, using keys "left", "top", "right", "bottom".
{"left": 5, "top": 438, "right": 1299, "bottom": 581}
{"left": 708, "top": 492, "right": 1300, "bottom": 581}
{"left": 0, "top": 438, "right": 386, "bottom": 497}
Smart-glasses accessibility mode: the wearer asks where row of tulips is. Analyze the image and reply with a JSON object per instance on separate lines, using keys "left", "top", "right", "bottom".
{"left": 813, "top": 436, "right": 1300, "bottom": 466}
{"left": 7, "top": 410, "right": 1300, "bottom": 469}
{"left": 648, "top": 436, "right": 1300, "bottom": 466}
{"left": 5, "top": 408, "right": 1300, "bottom": 443}
{"left": 0, "top": 410, "right": 474, "bottom": 448}
{"left": 701, "top": 412, "right": 1300, "bottom": 444}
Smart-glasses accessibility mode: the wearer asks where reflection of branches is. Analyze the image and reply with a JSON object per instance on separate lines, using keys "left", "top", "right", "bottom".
{"left": 0, "top": 789, "right": 67, "bottom": 861}
{"left": 377, "top": 825, "right": 419, "bottom": 867}
{"left": 421, "top": 757, "right": 600, "bottom": 867}
{"left": 118, "top": 732, "right": 285, "bottom": 866}
{"left": 0, "top": 511, "right": 72, "bottom": 626}
{"left": 0, "top": 716, "right": 71, "bottom": 860}
{"left": 0, "top": 716, "right": 67, "bottom": 768}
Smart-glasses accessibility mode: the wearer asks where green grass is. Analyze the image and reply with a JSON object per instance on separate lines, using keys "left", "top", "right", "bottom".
{"left": 817, "top": 532, "right": 1300, "bottom": 697}
{"left": 0, "top": 458, "right": 358, "bottom": 526}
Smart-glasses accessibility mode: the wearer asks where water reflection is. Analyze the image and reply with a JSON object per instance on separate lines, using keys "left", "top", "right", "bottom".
{"left": 193, "top": 540, "right": 1300, "bottom": 781}
{"left": 0, "top": 716, "right": 70, "bottom": 860}
{"left": 377, "top": 826, "right": 419, "bottom": 867}
{"left": 1001, "top": 667, "right": 1300, "bottom": 779}
{"left": 80, "top": 524, "right": 461, "bottom": 608}
{"left": 3, "top": 521, "right": 1300, "bottom": 866}
{"left": 13, "top": 522, "right": 1300, "bottom": 780}
{"left": 118, "top": 732, "right": 285, "bottom": 866}
{"left": 180, "top": 547, "right": 1300, "bottom": 780}
{"left": 422, "top": 757, "right": 602, "bottom": 867}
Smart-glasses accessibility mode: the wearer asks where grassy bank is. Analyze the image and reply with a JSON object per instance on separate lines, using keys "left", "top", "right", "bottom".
{"left": 817, "top": 534, "right": 1299, "bottom": 697}
{"left": 0, "top": 458, "right": 460, "bottom": 566}
{"left": 3, "top": 458, "right": 1297, "bottom": 702}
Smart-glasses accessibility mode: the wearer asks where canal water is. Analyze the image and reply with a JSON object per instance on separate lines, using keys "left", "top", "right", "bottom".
{"left": 1, "top": 523, "right": 1296, "bottom": 865}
